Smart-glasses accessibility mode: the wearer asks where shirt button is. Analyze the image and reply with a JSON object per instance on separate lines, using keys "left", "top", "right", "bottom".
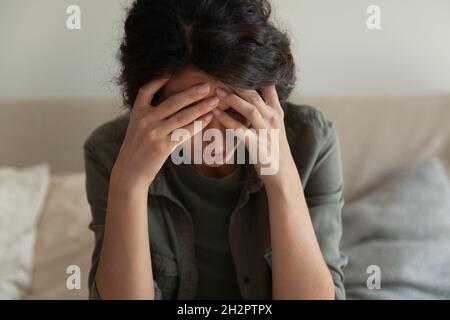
{"left": 244, "top": 276, "right": 251, "bottom": 284}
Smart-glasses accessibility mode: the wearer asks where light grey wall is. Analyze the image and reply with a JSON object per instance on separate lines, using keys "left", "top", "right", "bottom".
{"left": 272, "top": 0, "right": 450, "bottom": 95}
{"left": 1, "top": 0, "right": 449, "bottom": 99}
{"left": 0, "top": 0, "right": 128, "bottom": 99}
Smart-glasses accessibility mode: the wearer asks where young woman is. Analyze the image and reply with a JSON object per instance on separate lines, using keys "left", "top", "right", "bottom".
{"left": 84, "top": 0, "right": 347, "bottom": 300}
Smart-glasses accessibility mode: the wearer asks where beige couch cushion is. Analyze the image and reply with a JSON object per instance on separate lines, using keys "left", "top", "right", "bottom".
{"left": 0, "top": 99, "right": 123, "bottom": 174}
{"left": 26, "top": 173, "right": 93, "bottom": 299}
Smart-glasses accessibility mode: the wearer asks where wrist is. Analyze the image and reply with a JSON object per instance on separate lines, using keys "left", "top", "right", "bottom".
{"left": 264, "top": 166, "right": 303, "bottom": 197}
{"left": 265, "top": 155, "right": 300, "bottom": 185}
{"left": 265, "top": 178, "right": 299, "bottom": 198}
{"left": 110, "top": 165, "right": 153, "bottom": 196}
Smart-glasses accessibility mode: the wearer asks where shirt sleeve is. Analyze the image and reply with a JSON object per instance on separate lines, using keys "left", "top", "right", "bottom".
{"left": 303, "top": 120, "right": 348, "bottom": 300}
{"left": 263, "top": 118, "right": 348, "bottom": 300}
{"left": 84, "top": 142, "right": 163, "bottom": 300}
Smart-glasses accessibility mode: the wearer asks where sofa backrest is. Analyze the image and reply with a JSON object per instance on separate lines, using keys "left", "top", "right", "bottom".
{"left": 1, "top": 95, "right": 449, "bottom": 200}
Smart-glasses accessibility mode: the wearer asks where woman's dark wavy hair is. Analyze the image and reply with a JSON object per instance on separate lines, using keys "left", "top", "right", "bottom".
{"left": 118, "top": 0, "right": 296, "bottom": 109}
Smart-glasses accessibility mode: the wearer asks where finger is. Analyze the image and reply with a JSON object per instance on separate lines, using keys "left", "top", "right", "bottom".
{"left": 214, "top": 108, "right": 277, "bottom": 167}
{"left": 216, "top": 88, "right": 266, "bottom": 129}
{"left": 262, "top": 86, "right": 283, "bottom": 113}
{"left": 169, "top": 112, "right": 213, "bottom": 147}
{"left": 154, "top": 83, "right": 211, "bottom": 119}
{"left": 230, "top": 87, "right": 272, "bottom": 118}
{"left": 212, "top": 108, "right": 258, "bottom": 147}
{"left": 160, "top": 96, "right": 219, "bottom": 134}
{"left": 134, "top": 75, "right": 171, "bottom": 109}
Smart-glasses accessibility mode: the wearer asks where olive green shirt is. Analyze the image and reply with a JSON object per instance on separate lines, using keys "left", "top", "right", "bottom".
{"left": 165, "top": 160, "right": 245, "bottom": 299}
{"left": 84, "top": 102, "right": 348, "bottom": 300}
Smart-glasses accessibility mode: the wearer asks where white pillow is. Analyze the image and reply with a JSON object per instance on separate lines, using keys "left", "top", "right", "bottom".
{"left": 0, "top": 164, "right": 50, "bottom": 299}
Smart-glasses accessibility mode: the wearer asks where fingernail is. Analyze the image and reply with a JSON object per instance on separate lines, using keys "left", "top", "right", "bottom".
{"left": 203, "top": 113, "right": 213, "bottom": 121}
{"left": 196, "top": 83, "right": 210, "bottom": 94}
{"left": 216, "top": 88, "right": 228, "bottom": 98}
{"left": 208, "top": 96, "right": 219, "bottom": 106}
{"left": 212, "top": 108, "right": 221, "bottom": 116}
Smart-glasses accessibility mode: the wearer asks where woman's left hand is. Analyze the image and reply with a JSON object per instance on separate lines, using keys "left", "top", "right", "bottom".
{"left": 212, "top": 85, "right": 298, "bottom": 188}
{"left": 214, "top": 86, "right": 336, "bottom": 300}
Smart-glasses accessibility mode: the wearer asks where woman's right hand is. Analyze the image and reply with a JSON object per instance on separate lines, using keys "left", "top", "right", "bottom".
{"left": 111, "top": 76, "right": 219, "bottom": 189}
